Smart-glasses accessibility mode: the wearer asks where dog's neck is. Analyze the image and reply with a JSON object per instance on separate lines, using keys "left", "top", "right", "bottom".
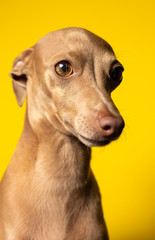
{"left": 11, "top": 110, "right": 91, "bottom": 193}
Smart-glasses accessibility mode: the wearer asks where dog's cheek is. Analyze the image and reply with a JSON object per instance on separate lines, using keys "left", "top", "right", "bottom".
{"left": 38, "top": 90, "right": 75, "bottom": 135}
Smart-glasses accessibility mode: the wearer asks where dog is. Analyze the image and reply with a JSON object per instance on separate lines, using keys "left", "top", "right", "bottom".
{"left": 0, "top": 27, "right": 124, "bottom": 240}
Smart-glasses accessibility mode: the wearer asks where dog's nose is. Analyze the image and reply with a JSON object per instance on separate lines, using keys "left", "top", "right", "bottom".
{"left": 98, "top": 116, "right": 125, "bottom": 139}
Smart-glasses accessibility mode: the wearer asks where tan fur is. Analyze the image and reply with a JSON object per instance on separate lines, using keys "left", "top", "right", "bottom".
{"left": 0, "top": 28, "right": 124, "bottom": 240}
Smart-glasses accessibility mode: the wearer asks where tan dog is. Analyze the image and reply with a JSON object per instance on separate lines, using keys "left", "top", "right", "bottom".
{"left": 0, "top": 28, "right": 124, "bottom": 240}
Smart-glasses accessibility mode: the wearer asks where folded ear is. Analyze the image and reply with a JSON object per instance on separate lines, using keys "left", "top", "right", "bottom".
{"left": 10, "top": 48, "right": 34, "bottom": 107}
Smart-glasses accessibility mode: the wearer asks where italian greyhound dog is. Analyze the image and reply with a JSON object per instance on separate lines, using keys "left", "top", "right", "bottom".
{"left": 0, "top": 27, "right": 124, "bottom": 240}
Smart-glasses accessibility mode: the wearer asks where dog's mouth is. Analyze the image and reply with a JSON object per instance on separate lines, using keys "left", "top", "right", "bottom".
{"left": 64, "top": 121, "right": 118, "bottom": 147}
{"left": 78, "top": 134, "right": 111, "bottom": 147}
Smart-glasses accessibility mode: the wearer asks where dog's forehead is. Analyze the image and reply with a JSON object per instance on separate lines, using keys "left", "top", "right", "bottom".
{"left": 34, "top": 28, "right": 115, "bottom": 62}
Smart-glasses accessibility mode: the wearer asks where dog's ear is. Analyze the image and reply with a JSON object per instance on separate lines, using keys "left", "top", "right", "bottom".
{"left": 10, "top": 48, "right": 34, "bottom": 107}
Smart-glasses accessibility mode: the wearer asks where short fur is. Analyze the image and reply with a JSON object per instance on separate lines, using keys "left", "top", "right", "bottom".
{"left": 0, "top": 28, "right": 124, "bottom": 240}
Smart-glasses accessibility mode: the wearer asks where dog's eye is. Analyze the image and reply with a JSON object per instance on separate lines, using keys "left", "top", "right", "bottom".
{"left": 55, "top": 61, "right": 73, "bottom": 77}
{"left": 111, "top": 66, "right": 124, "bottom": 83}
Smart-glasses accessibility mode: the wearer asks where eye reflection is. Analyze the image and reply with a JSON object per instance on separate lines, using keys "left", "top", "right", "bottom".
{"left": 55, "top": 61, "right": 73, "bottom": 77}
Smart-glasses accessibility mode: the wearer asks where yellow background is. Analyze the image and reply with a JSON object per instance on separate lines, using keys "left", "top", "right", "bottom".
{"left": 0, "top": 0, "right": 155, "bottom": 239}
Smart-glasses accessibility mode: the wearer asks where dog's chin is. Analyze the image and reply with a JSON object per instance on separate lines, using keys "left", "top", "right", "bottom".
{"left": 78, "top": 135, "right": 111, "bottom": 147}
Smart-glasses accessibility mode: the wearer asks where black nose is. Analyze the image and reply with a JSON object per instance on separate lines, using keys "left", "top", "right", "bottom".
{"left": 98, "top": 116, "right": 125, "bottom": 139}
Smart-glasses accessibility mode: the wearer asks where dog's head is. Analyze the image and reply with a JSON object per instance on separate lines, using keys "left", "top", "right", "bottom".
{"left": 10, "top": 27, "right": 124, "bottom": 146}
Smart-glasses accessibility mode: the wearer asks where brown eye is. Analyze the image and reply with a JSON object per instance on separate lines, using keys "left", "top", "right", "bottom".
{"left": 111, "top": 66, "right": 124, "bottom": 83}
{"left": 109, "top": 66, "right": 124, "bottom": 91}
{"left": 55, "top": 61, "right": 73, "bottom": 77}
